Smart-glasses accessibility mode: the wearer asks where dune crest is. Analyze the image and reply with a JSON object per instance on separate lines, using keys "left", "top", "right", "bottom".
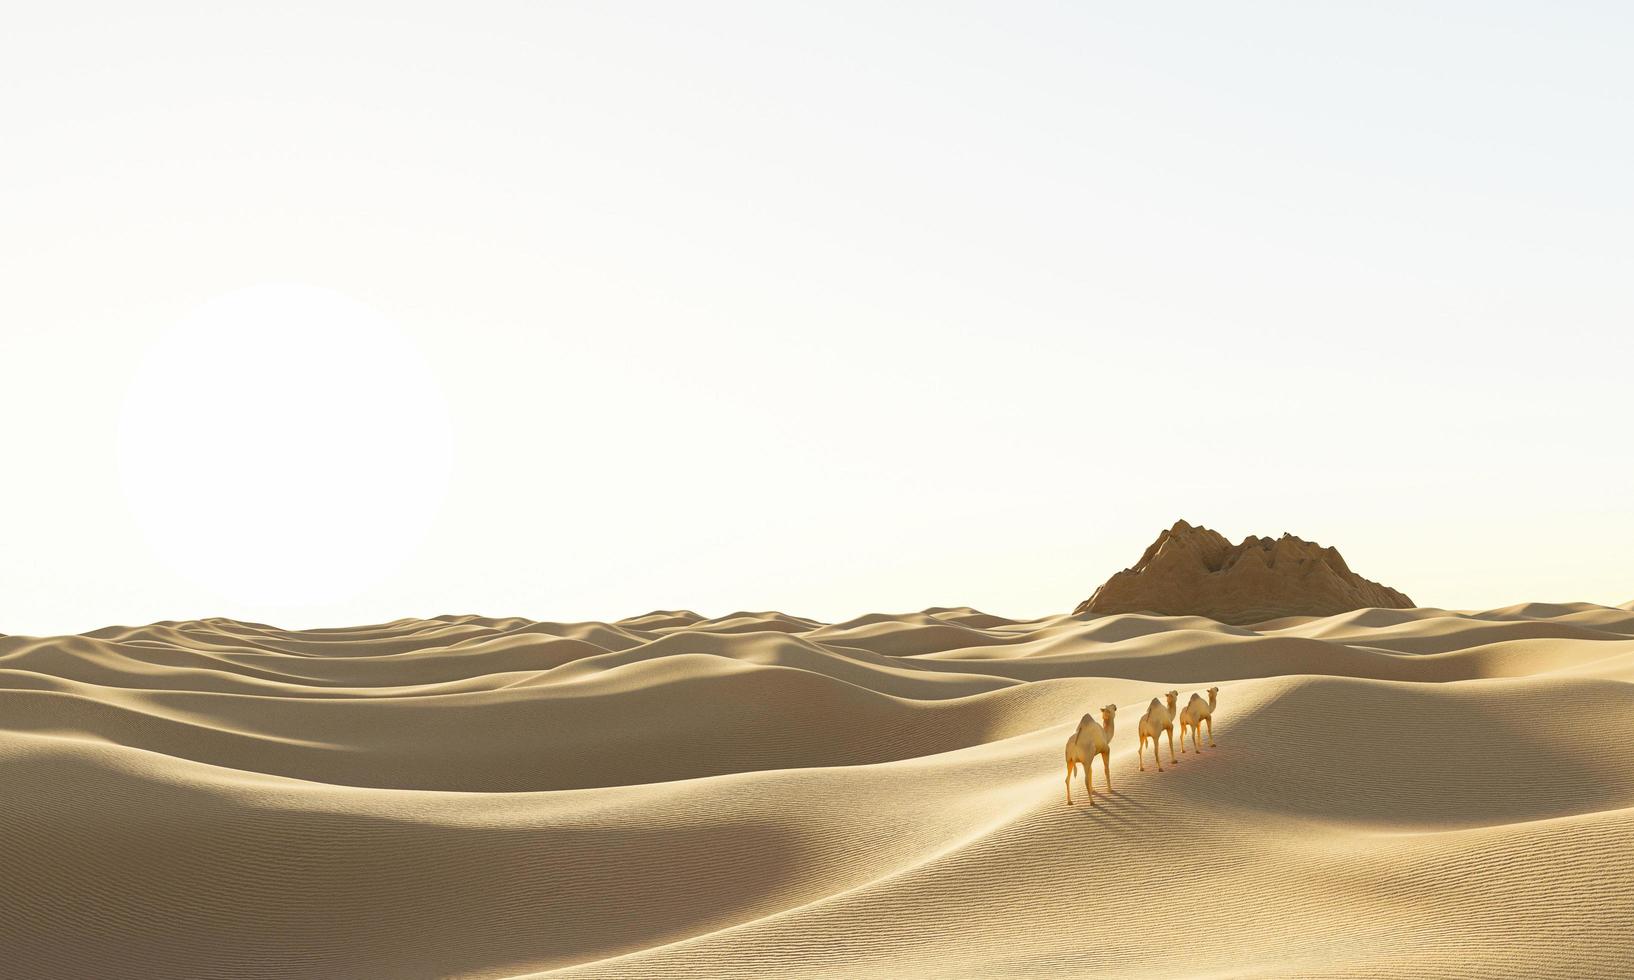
{"left": 1076, "top": 519, "right": 1414, "bottom": 624}
{"left": 3, "top": 602, "right": 1633, "bottom": 978}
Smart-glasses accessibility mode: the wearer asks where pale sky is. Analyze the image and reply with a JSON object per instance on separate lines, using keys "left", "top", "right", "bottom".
{"left": 4, "top": 2, "right": 1631, "bottom": 636}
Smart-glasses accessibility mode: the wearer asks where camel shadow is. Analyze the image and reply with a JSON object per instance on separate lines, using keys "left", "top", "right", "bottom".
{"left": 1068, "top": 789, "right": 1142, "bottom": 827}
{"left": 1102, "top": 789, "right": 1150, "bottom": 812}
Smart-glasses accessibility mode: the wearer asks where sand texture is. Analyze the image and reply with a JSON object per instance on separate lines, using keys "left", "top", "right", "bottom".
{"left": 1079, "top": 520, "right": 1414, "bottom": 623}
{"left": 4, "top": 601, "right": 1634, "bottom": 978}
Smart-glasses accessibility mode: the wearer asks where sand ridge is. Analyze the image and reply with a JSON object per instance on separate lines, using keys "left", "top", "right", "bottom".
{"left": 3, "top": 602, "right": 1634, "bottom": 977}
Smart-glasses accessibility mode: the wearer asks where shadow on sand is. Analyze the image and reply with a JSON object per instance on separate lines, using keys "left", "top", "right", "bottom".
{"left": 1069, "top": 789, "right": 1145, "bottom": 827}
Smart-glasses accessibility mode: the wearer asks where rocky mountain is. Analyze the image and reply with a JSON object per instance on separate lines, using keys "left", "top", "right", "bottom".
{"left": 1076, "top": 520, "right": 1414, "bottom": 624}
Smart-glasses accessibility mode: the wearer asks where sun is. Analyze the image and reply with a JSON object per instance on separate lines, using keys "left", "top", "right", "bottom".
{"left": 119, "top": 283, "right": 453, "bottom": 610}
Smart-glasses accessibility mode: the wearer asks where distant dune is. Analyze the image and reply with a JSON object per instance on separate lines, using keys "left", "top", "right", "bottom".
{"left": 4, "top": 602, "right": 1634, "bottom": 977}
{"left": 1078, "top": 519, "right": 1414, "bottom": 623}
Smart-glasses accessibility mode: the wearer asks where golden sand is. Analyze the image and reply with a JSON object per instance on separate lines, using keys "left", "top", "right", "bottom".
{"left": 3, "top": 602, "right": 1633, "bottom": 977}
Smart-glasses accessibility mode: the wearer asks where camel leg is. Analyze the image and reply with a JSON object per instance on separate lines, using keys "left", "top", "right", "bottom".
{"left": 1167, "top": 727, "right": 1178, "bottom": 765}
{"left": 1065, "top": 761, "right": 1075, "bottom": 805}
{"left": 1101, "top": 750, "right": 1112, "bottom": 794}
{"left": 1137, "top": 736, "right": 1146, "bottom": 772}
{"left": 1179, "top": 722, "right": 1188, "bottom": 753}
{"left": 1085, "top": 755, "right": 1095, "bottom": 805}
{"left": 1206, "top": 716, "right": 1216, "bottom": 746}
{"left": 1153, "top": 734, "right": 1163, "bottom": 772}
{"left": 1191, "top": 721, "right": 1202, "bottom": 753}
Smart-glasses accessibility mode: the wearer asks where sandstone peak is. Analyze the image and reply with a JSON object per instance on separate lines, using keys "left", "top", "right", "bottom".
{"left": 1075, "top": 520, "right": 1413, "bottom": 625}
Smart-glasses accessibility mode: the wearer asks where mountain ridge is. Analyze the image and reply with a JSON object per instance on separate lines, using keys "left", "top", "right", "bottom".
{"left": 1077, "top": 519, "right": 1414, "bottom": 624}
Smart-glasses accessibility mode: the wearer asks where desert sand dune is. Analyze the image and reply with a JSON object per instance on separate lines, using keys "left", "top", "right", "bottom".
{"left": 3, "top": 604, "right": 1634, "bottom": 977}
{"left": 614, "top": 610, "right": 708, "bottom": 631}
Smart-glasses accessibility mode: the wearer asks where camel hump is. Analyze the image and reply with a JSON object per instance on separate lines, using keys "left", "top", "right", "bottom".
{"left": 1148, "top": 697, "right": 1163, "bottom": 711}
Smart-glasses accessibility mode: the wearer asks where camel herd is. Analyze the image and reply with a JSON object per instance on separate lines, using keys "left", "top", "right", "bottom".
{"left": 1063, "top": 686, "right": 1220, "bottom": 805}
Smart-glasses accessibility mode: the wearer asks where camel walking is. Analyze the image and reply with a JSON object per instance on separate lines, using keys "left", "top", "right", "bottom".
{"left": 1137, "top": 690, "right": 1180, "bottom": 772}
{"left": 1064, "top": 704, "right": 1117, "bottom": 805}
{"left": 1178, "top": 686, "right": 1220, "bottom": 753}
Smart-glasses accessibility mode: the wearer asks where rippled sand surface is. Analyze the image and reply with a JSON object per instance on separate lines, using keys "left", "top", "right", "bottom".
{"left": 5, "top": 601, "right": 1634, "bottom": 977}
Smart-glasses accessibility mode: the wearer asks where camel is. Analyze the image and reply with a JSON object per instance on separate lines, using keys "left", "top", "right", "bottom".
{"left": 1136, "top": 690, "right": 1180, "bottom": 772}
{"left": 1064, "top": 704, "right": 1117, "bottom": 805}
{"left": 1178, "top": 686, "right": 1220, "bottom": 753}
